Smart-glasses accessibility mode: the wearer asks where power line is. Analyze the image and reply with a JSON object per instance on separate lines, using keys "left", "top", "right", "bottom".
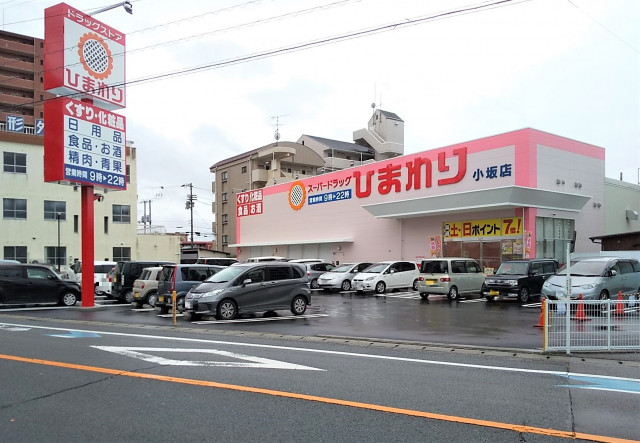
{"left": 0, "top": 0, "right": 522, "bottom": 113}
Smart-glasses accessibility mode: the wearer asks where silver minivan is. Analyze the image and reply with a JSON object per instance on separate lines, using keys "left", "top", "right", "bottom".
{"left": 417, "top": 258, "right": 486, "bottom": 300}
{"left": 541, "top": 257, "right": 640, "bottom": 301}
{"left": 183, "top": 262, "right": 311, "bottom": 321}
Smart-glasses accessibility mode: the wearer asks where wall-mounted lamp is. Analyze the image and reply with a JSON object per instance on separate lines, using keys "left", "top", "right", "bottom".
{"left": 556, "top": 179, "right": 565, "bottom": 185}
{"left": 593, "top": 202, "right": 601, "bottom": 208}
{"left": 337, "top": 246, "right": 342, "bottom": 251}
{"left": 574, "top": 182, "right": 582, "bottom": 188}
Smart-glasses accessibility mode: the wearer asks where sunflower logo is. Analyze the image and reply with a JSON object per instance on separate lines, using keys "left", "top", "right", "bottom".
{"left": 78, "top": 32, "right": 113, "bottom": 80}
{"left": 288, "top": 181, "right": 306, "bottom": 211}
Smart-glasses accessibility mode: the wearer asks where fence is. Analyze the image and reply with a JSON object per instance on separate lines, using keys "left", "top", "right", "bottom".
{"left": 542, "top": 296, "right": 640, "bottom": 353}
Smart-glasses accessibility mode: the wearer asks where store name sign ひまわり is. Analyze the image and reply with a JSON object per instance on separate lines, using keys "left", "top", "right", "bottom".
{"left": 44, "top": 98, "right": 126, "bottom": 190}
{"left": 443, "top": 217, "right": 523, "bottom": 239}
{"left": 44, "top": 3, "right": 126, "bottom": 110}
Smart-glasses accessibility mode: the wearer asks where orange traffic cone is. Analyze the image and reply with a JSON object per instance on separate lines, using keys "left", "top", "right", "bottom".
{"left": 574, "top": 294, "right": 588, "bottom": 321}
{"left": 534, "top": 298, "right": 545, "bottom": 328}
{"left": 615, "top": 291, "right": 625, "bottom": 316}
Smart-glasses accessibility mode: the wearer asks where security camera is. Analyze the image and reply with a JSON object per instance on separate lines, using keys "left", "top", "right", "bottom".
{"left": 552, "top": 212, "right": 556, "bottom": 217}
{"left": 94, "top": 193, "right": 104, "bottom": 202}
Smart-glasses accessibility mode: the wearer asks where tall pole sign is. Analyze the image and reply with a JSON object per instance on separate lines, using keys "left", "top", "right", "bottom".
{"left": 44, "top": 3, "right": 127, "bottom": 308}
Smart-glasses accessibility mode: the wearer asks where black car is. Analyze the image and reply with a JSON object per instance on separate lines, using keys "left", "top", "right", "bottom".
{"left": 483, "top": 259, "right": 559, "bottom": 303}
{"left": 112, "top": 260, "right": 174, "bottom": 302}
{"left": 0, "top": 263, "right": 81, "bottom": 306}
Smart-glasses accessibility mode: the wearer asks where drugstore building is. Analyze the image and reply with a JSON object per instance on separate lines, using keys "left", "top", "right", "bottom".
{"left": 231, "top": 128, "right": 606, "bottom": 270}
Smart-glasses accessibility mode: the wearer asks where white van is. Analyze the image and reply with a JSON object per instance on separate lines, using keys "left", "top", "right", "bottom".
{"left": 245, "top": 256, "right": 287, "bottom": 263}
{"left": 64, "top": 261, "right": 116, "bottom": 295}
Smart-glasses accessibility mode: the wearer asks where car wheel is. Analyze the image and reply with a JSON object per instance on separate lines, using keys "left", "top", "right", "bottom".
{"left": 375, "top": 281, "right": 386, "bottom": 294}
{"left": 598, "top": 290, "right": 610, "bottom": 315}
{"left": 147, "top": 292, "right": 158, "bottom": 307}
{"left": 124, "top": 290, "right": 134, "bottom": 303}
{"left": 60, "top": 292, "right": 78, "bottom": 306}
{"left": 517, "top": 287, "right": 531, "bottom": 304}
{"left": 217, "top": 299, "right": 237, "bottom": 320}
{"left": 177, "top": 297, "right": 185, "bottom": 313}
{"left": 291, "top": 295, "right": 307, "bottom": 315}
{"left": 310, "top": 279, "right": 319, "bottom": 289}
{"left": 412, "top": 279, "right": 419, "bottom": 291}
{"left": 341, "top": 280, "right": 351, "bottom": 291}
{"left": 447, "top": 286, "right": 459, "bottom": 300}
{"left": 419, "top": 293, "right": 429, "bottom": 300}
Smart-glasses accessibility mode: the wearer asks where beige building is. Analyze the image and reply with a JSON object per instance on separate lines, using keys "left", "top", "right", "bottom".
{"left": 209, "top": 109, "right": 406, "bottom": 255}
{"left": 0, "top": 29, "right": 180, "bottom": 269}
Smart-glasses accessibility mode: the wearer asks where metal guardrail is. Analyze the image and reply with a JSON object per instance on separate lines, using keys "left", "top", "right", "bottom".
{"left": 542, "top": 297, "right": 640, "bottom": 353}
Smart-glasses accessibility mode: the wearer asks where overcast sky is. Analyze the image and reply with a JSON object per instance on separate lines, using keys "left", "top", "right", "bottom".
{"left": 6, "top": 0, "right": 639, "bottom": 241}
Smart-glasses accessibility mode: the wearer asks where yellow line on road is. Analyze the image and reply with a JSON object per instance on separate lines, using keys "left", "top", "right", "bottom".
{"left": 0, "top": 353, "right": 636, "bottom": 443}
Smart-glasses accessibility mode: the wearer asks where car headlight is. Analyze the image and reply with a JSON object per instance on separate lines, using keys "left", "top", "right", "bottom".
{"left": 543, "top": 281, "right": 551, "bottom": 289}
{"left": 365, "top": 276, "right": 375, "bottom": 281}
{"left": 506, "top": 280, "right": 518, "bottom": 286}
{"left": 202, "top": 289, "right": 223, "bottom": 298}
{"left": 580, "top": 283, "right": 598, "bottom": 290}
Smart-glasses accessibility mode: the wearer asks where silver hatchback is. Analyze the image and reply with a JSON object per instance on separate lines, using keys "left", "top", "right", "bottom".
{"left": 541, "top": 257, "right": 640, "bottom": 301}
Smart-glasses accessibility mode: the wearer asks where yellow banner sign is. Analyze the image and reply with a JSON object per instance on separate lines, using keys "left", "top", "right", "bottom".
{"left": 443, "top": 217, "right": 522, "bottom": 239}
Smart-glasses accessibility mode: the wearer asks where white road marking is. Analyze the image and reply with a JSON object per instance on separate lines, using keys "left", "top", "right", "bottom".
{"left": 459, "top": 299, "right": 486, "bottom": 304}
{"left": 1, "top": 321, "right": 638, "bottom": 395}
{"left": 192, "top": 313, "right": 329, "bottom": 324}
{"left": 93, "top": 346, "right": 324, "bottom": 370}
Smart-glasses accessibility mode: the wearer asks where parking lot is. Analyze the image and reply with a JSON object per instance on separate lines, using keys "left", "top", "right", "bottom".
{"left": 0, "top": 288, "right": 557, "bottom": 350}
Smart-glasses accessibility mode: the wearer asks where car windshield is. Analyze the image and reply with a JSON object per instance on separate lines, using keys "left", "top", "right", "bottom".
{"left": 557, "top": 260, "right": 607, "bottom": 276}
{"left": 362, "top": 263, "right": 388, "bottom": 273}
{"left": 205, "top": 266, "right": 246, "bottom": 283}
{"left": 495, "top": 262, "right": 529, "bottom": 275}
{"left": 331, "top": 264, "right": 354, "bottom": 273}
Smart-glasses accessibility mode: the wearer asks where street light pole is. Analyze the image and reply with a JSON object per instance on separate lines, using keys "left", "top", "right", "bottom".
{"left": 89, "top": 1, "right": 132, "bottom": 16}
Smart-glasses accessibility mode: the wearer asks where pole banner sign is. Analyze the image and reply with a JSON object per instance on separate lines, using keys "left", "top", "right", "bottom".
{"left": 44, "top": 3, "right": 126, "bottom": 110}
{"left": 44, "top": 97, "right": 127, "bottom": 190}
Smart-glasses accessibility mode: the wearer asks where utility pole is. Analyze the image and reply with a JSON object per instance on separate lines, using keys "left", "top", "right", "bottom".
{"left": 182, "top": 183, "right": 196, "bottom": 247}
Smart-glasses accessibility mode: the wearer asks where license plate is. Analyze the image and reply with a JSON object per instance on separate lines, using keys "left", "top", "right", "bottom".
{"left": 134, "top": 291, "right": 140, "bottom": 299}
{"left": 158, "top": 296, "right": 164, "bottom": 302}
{"left": 425, "top": 280, "right": 436, "bottom": 285}
{"left": 490, "top": 290, "right": 499, "bottom": 296}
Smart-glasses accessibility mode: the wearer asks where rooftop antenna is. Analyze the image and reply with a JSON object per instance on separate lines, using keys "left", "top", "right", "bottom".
{"left": 271, "top": 114, "right": 289, "bottom": 144}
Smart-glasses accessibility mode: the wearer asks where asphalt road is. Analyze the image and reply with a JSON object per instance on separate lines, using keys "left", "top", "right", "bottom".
{"left": 0, "top": 316, "right": 638, "bottom": 442}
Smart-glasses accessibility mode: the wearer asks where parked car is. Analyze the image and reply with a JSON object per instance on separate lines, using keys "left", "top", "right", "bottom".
{"left": 0, "top": 263, "right": 81, "bottom": 306}
{"left": 541, "top": 257, "right": 640, "bottom": 301}
{"left": 289, "top": 259, "right": 324, "bottom": 264}
{"left": 184, "top": 262, "right": 311, "bottom": 321}
{"left": 131, "top": 266, "right": 163, "bottom": 308}
{"left": 196, "top": 257, "right": 239, "bottom": 266}
{"left": 302, "top": 262, "right": 336, "bottom": 289}
{"left": 64, "top": 261, "right": 116, "bottom": 296}
{"left": 352, "top": 261, "right": 419, "bottom": 294}
{"left": 112, "top": 260, "right": 174, "bottom": 302}
{"left": 417, "top": 258, "right": 485, "bottom": 300}
{"left": 483, "top": 259, "right": 559, "bottom": 303}
{"left": 245, "top": 256, "right": 288, "bottom": 263}
{"left": 317, "top": 262, "right": 373, "bottom": 291}
{"left": 155, "top": 264, "right": 225, "bottom": 314}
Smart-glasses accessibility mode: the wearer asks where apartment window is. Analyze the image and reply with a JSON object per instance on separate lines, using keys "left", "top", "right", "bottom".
{"left": 104, "top": 216, "right": 109, "bottom": 234}
{"left": 112, "top": 204, "right": 131, "bottom": 223}
{"left": 221, "top": 235, "right": 228, "bottom": 244}
{"left": 3, "top": 152, "right": 26, "bottom": 173}
{"left": 44, "top": 200, "right": 66, "bottom": 221}
{"left": 241, "top": 166, "right": 247, "bottom": 173}
{"left": 126, "top": 164, "right": 131, "bottom": 183}
{"left": 4, "top": 246, "right": 27, "bottom": 263}
{"left": 113, "top": 247, "right": 131, "bottom": 261}
{"left": 3, "top": 198, "right": 27, "bottom": 219}
{"left": 221, "top": 214, "right": 228, "bottom": 224}
{"left": 45, "top": 246, "right": 66, "bottom": 268}
{"left": 74, "top": 215, "right": 79, "bottom": 233}
{"left": 221, "top": 171, "right": 228, "bottom": 181}
{"left": 221, "top": 193, "right": 228, "bottom": 202}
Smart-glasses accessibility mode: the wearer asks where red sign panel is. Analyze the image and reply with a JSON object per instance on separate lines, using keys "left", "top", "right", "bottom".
{"left": 44, "top": 3, "right": 126, "bottom": 110}
{"left": 44, "top": 97, "right": 127, "bottom": 190}
{"left": 236, "top": 190, "right": 263, "bottom": 217}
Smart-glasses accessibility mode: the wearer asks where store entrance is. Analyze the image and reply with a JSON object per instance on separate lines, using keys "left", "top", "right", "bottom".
{"left": 443, "top": 240, "right": 510, "bottom": 274}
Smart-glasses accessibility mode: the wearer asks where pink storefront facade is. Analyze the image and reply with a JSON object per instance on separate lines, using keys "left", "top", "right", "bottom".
{"left": 232, "top": 128, "right": 605, "bottom": 270}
